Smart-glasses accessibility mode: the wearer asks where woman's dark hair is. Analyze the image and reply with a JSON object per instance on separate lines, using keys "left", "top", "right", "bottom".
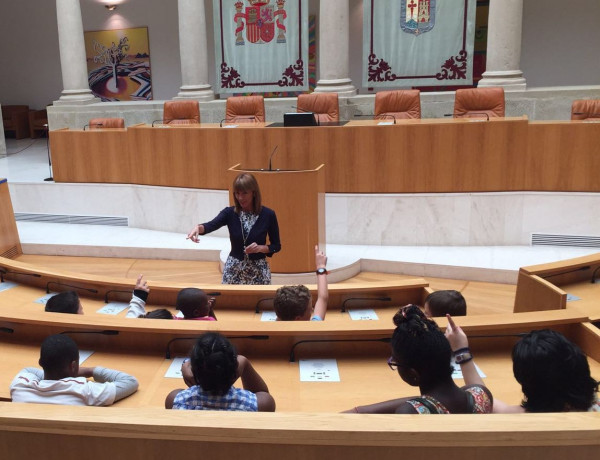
{"left": 190, "top": 332, "right": 238, "bottom": 396}
{"left": 391, "top": 305, "right": 453, "bottom": 386}
{"left": 513, "top": 329, "right": 599, "bottom": 412}
{"left": 45, "top": 291, "right": 80, "bottom": 314}
{"left": 232, "top": 173, "right": 262, "bottom": 214}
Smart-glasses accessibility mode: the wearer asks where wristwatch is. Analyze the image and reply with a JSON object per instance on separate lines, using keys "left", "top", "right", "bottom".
{"left": 454, "top": 350, "right": 473, "bottom": 364}
{"left": 316, "top": 268, "right": 328, "bottom": 275}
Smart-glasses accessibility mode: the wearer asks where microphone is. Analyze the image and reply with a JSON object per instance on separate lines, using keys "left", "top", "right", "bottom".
{"left": 446, "top": 112, "right": 490, "bottom": 121}
{"left": 0, "top": 268, "right": 41, "bottom": 283}
{"left": 60, "top": 330, "right": 119, "bottom": 336}
{"left": 151, "top": 119, "right": 165, "bottom": 127}
{"left": 46, "top": 281, "right": 98, "bottom": 295}
{"left": 268, "top": 145, "right": 278, "bottom": 171}
{"left": 104, "top": 289, "right": 132, "bottom": 303}
{"left": 378, "top": 114, "right": 397, "bottom": 124}
{"left": 221, "top": 116, "right": 258, "bottom": 127}
{"left": 254, "top": 297, "right": 274, "bottom": 314}
{"left": 83, "top": 123, "right": 104, "bottom": 130}
{"left": 83, "top": 124, "right": 89, "bottom": 130}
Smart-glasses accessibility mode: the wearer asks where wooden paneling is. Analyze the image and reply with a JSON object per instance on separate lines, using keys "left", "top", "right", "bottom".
{"left": 228, "top": 165, "right": 325, "bottom": 273}
{"left": 0, "top": 179, "right": 21, "bottom": 258}
{"left": 513, "top": 271, "right": 566, "bottom": 313}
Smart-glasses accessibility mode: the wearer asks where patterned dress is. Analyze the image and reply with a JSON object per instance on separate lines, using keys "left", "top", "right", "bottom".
{"left": 405, "top": 385, "right": 493, "bottom": 414}
{"left": 222, "top": 211, "right": 271, "bottom": 285}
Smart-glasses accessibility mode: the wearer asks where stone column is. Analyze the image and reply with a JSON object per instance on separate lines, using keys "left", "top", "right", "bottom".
{"left": 478, "top": 0, "right": 526, "bottom": 90}
{"left": 55, "top": 0, "right": 99, "bottom": 104}
{"left": 314, "top": 0, "right": 356, "bottom": 96}
{"left": 175, "top": 0, "right": 214, "bottom": 100}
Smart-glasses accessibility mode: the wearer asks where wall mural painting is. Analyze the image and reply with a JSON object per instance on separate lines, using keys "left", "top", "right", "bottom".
{"left": 84, "top": 26, "right": 152, "bottom": 101}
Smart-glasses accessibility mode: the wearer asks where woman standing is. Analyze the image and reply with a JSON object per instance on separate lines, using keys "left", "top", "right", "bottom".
{"left": 187, "top": 173, "right": 281, "bottom": 284}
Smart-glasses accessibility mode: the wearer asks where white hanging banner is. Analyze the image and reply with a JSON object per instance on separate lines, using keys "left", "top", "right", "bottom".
{"left": 363, "top": 0, "right": 477, "bottom": 88}
{"left": 213, "top": 0, "right": 309, "bottom": 94}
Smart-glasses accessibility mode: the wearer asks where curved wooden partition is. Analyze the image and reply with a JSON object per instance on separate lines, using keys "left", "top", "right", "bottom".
{"left": 0, "top": 403, "right": 599, "bottom": 460}
{"left": 514, "top": 253, "right": 600, "bottom": 320}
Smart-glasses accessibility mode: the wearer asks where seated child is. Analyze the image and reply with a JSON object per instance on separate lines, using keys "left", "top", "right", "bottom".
{"left": 350, "top": 305, "right": 492, "bottom": 414}
{"left": 44, "top": 291, "right": 83, "bottom": 315}
{"left": 424, "top": 290, "right": 466, "bottom": 317}
{"left": 10, "top": 334, "right": 138, "bottom": 406}
{"left": 274, "top": 246, "right": 328, "bottom": 321}
{"left": 165, "top": 332, "right": 275, "bottom": 412}
{"left": 446, "top": 315, "right": 600, "bottom": 413}
{"left": 125, "top": 275, "right": 216, "bottom": 320}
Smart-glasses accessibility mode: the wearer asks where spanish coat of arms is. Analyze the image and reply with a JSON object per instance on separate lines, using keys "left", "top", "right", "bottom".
{"left": 234, "top": 0, "right": 288, "bottom": 45}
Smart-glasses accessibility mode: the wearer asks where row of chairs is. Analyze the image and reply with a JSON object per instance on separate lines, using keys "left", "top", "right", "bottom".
{"left": 87, "top": 90, "right": 600, "bottom": 129}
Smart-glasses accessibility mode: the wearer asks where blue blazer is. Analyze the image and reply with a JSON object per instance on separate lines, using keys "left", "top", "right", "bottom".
{"left": 201, "top": 206, "right": 281, "bottom": 261}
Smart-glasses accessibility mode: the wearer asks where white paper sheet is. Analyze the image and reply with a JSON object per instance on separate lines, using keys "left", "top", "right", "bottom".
{"left": 299, "top": 359, "right": 340, "bottom": 382}
{"left": 348, "top": 309, "right": 379, "bottom": 321}
{"left": 451, "top": 359, "right": 486, "bottom": 379}
{"left": 165, "top": 357, "right": 188, "bottom": 379}
{"left": 34, "top": 292, "right": 58, "bottom": 305}
{"left": 0, "top": 281, "right": 18, "bottom": 293}
{"left": 261, "top": 311, "right": 277, "bottom": 321}
{"left": 97, "top": 302, "right": 129, "bottom": 315}
{"left": 79, "top": 350, "right": 94, "bottom": 365}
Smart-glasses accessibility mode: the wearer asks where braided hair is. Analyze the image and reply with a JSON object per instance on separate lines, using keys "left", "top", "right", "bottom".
{"left": 190, "top": 332, "right": 238, "bottom": 396}
{"left": 391, "top": 305, "right": 453, "bottom": 386}
{"left": 513, "top": 329, "right": 599, "bottom": 412}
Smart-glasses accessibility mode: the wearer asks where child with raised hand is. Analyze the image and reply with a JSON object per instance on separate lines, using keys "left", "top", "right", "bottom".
{"left": 125, "top": 275, "right": 216, "bottom": 320}
{"left": 351, "top": 305, "right": 492, "bottom": 414}
{"left": 10, "top": 334, "right": 138, "bottom": 406}
{"left": 445, "top": 314, "right": 600, "bottom": 413}
{"left": 274, "top": 245, "right": 328, "bottom": 321}
{"left": 165, "top": 332, "right": 275, "bottom": 412}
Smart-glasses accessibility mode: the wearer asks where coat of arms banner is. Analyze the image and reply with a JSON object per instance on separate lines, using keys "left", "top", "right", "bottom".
{"left": 214, "top": 0, "right": 308, "bottom": 94}
{"left": 363, "top": 0, "right": 476, "bottom": 88}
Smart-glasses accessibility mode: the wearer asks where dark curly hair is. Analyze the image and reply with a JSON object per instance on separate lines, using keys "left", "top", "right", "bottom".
{"left": 391, "top": 305, "right": 453, "bottom": 386}
{"left": 189, "top": 332, "right": 238, "bottom": 396}
{"left": 513, "top": 329, "right": 599, "bottom": 412}
{"left": 274, "top": 285, "right": 311, "bottom": 321}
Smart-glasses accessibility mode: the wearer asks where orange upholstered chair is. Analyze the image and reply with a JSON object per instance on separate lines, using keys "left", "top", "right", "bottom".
{"left": 374, "top": 90, "right": 421, "bottom": 120}
{"left": 453, "top": 87, "right": 505, "bottom": 118}
{"left": 163, "top": 101, "right": 200, "bottom": 125}
{"left": 89, "top": 118, "right": 125, "bottom": 129}
{"left": 297, "top": 93, "right": 339, "bottom": 123}
{"left": 571, "top": 100, "right": 600, "bottom": 121}
{"left": 225, "top": 96, "right": 265, "bottom": 123}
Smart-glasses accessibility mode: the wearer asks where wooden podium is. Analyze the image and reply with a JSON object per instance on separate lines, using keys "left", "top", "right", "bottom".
{"left": 228, "top": 165, "right": 325, "bottom": 274}
{"left": 0, "top": 179, "right": 22, "bottom": 259}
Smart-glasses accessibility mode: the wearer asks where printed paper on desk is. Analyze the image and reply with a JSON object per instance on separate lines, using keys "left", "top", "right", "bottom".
{"left": 451, "top": 360, "right": 486, "bottom": 379}
{"left": 97, "top": 302, "right": 129, "bottom": 315}
{"left": 348, "top": 309, "right": 379, "bottom": 321}
{"left": 34, "top": 292, "right": 58, "bottom": 305}
{"left": 299, "top": 359, "right": 340, "bottom": 382}
{"left": 566, "top": 293, "right": 581, "bottom": 302}
{"left": 175, "top": 310, "right": 184, "bottom": 318}
{"left": 79, "top": 350, "right": 94, "bottom": 365}
{"left": 165, "top": 357, "right": 188, "bottom": 379}
{"left": 261, "top": 311, "right": 277, "bottom": 321}
{"left": 0, "top": 281, "right": 19, "bottom": 293}
{"left": 377, "top": 121, "right": 394, "bottom": 126}
{"left": 223, "top": 124, "right": 239, "bottom": 128}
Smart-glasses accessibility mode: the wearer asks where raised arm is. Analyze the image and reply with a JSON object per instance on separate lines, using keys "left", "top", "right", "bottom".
{"left": 236, "top": 355, "right": 275, "bottom": 412}
{"left": 125, "top": 274, "right": 150, "bottom": 318}
{"left": 313, "top": 245, "right": 329, "bottom": 320}
{"left": 445, "top": 314, "right": 485, "bottom": 387}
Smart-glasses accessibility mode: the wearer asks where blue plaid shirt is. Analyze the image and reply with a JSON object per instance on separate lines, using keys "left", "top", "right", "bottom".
{"left": 173, "top": 385, "right": 258, "bottom": 411}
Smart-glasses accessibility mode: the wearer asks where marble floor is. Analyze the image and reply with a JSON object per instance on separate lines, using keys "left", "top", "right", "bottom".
{"left": 2, "top": 137, "right": 598, "bottom": 284}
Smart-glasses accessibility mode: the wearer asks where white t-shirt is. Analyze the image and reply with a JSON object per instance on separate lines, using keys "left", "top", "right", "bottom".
{"left": 10, "top": 368, "right": 116, "bottom": 406}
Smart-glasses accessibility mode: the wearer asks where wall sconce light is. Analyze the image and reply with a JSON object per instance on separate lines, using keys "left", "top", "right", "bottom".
{"left": 105, "top": 5, "right": 118, "bottom": 11}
